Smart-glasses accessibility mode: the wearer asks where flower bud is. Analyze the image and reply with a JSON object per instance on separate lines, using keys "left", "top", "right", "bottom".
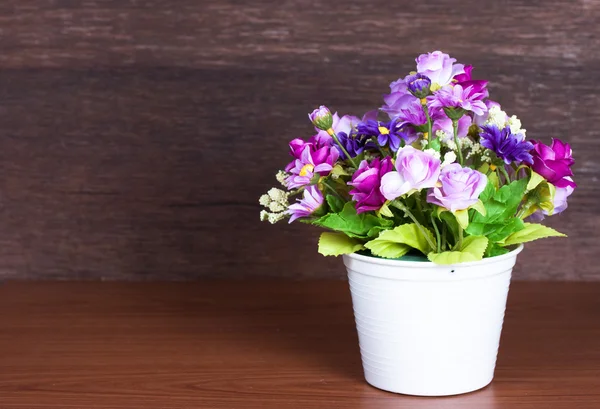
{"left": 308, "top": 106, "right": 333, "bottom": 131}
{"left": 405, "top": 73, "right": 431, "bottom": 99}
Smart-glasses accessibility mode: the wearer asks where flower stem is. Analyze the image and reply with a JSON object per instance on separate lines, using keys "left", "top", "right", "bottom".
{"left": 322, "top": 179, "right": 342, "bottom": 199}
{"left": 328, "top": 129, "right": 357, "bottom": 168}
{"left": 499, "top": 165, "right": 511, "bottom": 184}
{"left": 430, "top": 212, "right": 442, "bottom": 254}
{"left": 391, "top": 200, "right": 437, "bottom": 251}
{"left": 423, "top": 103, "right": 433, "bottom": 143}
{"left": 452, "top": 119, "right": 464, "bottom": 166}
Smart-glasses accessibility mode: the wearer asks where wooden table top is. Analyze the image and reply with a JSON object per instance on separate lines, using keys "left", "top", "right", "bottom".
{"left": 0, "top": 281, "right": 598, "bottom": 408}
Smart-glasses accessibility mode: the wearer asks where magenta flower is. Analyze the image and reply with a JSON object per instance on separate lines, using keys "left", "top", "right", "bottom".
{"left": 453, "top": 65, "right": 488, "bottom": 100}
{"left": 428, "top": 84, "right": 487, "bottom": 116}
{"left": 380, "top": 146, "right": 441, "bottom": 200}
{"left": 285, "top": 145, "right": 339, "bottom": 189}
{"left": 416, "top": 51, "right": 465, "bottom": 87}
{"left": 530, "top": 139, "right": 576, "bottom": 189}
{"left": 287, "top": 185, "right": 324, "bottom": 223}
{"left": 427, "top": 164, "right": 487, "bottom": 212}
{"left": 348, "top": 157, "right": 394, "bottom": 213}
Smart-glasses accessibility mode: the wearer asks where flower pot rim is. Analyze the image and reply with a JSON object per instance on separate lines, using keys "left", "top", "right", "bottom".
{"left": 345, "top": 244, "right": 524, "bottom": 269}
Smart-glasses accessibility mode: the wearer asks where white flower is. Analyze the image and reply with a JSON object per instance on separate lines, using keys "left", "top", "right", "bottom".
{"left": 267, "top": 188, "right": 287, "bottom": 203}
{"left": 466, "top": 143, "right": 483, "bottom": 159}
{"left": 484, "top": 105, "right": 508, "bottom": 129}
{"left": 268, "top": 212, "right": 286, "bottom": 224}
{"left": 259, "top": 194, "right": 271, "bottom": 207}
{"left": 275, "top": 170, "right": 288, "bottom": 186}
{"left": 269, "top": 202, "right": 285, "bottom": 212}
{"left": 444, "top": 138, "right": 457, "bottom": 151}
{"left": 435, "top": 129, "right": 450, "bottom": 141}
{"left": 259, "top": 210, "right": 269, "bottom": 221}
{"left": 424, "top": 148, "right": 441, "bottom": 160}
{"left": 441, "top": 151, "right": 457, "bottom": 167}
{"left": 508, "top": 115, "right": 526, "bottom": 137}
{"left": 420, "top": 139, "right": 428, "bottom": 148}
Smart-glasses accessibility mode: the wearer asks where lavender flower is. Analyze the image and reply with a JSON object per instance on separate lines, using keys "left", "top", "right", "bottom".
{"left": 428, "top": 84, "right": 487, "bottom": 116}
{"left": 427, "top": 164, "right": 487, "bottom": 212}
{"left": 314, "top": 113, "right": 360, "bottom": 146}
{"left": 309, "top": 106, "right": 333, "bottom": 131}
{"left": 432, "top": 114, "right": 472, "bottom": 140}
{"left": 530, "top": 138, "right": 576, "bottom": 189}
{"left": 405, "top": 73, "right": 431, "bottom": 98}
{"left": 356, "top": 120, "right": 404, "bottom": 152}
{"left": 348, "top": 157, "right": 394, "bottom": 213}
{"left": 380, "top": 146, "right": 441, "bottom": 200}
{"left": 287, "top": 185, "right": 324, "bottom": 223}
{"left": 416, "top": 51, "right": 465, "bottom": 87}
{"left": 479, "top": 124, "right": 534, "bottom": 165}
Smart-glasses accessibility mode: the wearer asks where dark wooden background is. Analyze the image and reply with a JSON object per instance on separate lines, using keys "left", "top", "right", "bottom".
{"left": 0, "top": 0, "right": 597, "bottom": 280}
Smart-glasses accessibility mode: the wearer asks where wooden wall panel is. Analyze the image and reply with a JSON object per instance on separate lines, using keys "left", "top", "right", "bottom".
{"left": 0, "top": 0, "right": 597, "bottom": 279}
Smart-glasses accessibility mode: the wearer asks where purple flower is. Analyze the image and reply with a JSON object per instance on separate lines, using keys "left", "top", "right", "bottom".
{"left": 314, "top": 113, "right": 360, "bottom": 146}
{"left": 309, "top": 105, "right": 333, "bottom": 131}
{"left": 530, "top": 139, "right": 576, "bottom": 189}
{"left": 427, "top": 164, "right": 487, "bottom": 212}
{"left": 356, "top": 119, "right": 405, "bottom": 152}
{"left": 453, "top": 65, "right": 489, "bottom": 100}
{"left": 348, "top": 157, "right": 394, "bottom": 213}
{"left": 285, "top": 145, "right": 339, "bottom": 189}
{"left": 428, "top": 84, "right": 487, "bottom": 116}
{"left": 480, "top": 124, "right": 534, "bottom": 165}
{"left": 528, "top": 179, "right": 575, "bottom": 221}
{"left": 432, "top": 114, "right": 472, "bottom": 140}
{"left": 380, "top": 146, "right": 441, "bottom": 200}
{"left": 287, "top": 185, "right": 324, "bottom": 223}
{"left": 406, "top": 73, "right": 431, "bottom": 98}
{"left": 416, "top": 51, "right": 465, "bottom": 87}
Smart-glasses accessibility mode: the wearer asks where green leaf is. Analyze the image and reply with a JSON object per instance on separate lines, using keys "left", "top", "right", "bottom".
{"left": 472, "top": 178, "right": 528, "bottom": 226}
{"left": 485, "top": 242, "right": 510, "bottom": 258}
{"left": 331, "top": 164, "right": 349, "bottom": 177}
{"left": 318, "top": 232, "right": 365, "bottom": 256}
{"left": 479, "top": 179, "right": 496, "bottom": 202}
{"left": 502, "top": 223, "right": 566, "bottom": 246}
{"left": 488, "top": 218, "right": 525, "bottom": 242}
{"left": 428, "top": 138, "right": 441, "bottom": 152}
{"left": 470, "top": 200, "right": 487, "bottom": 217}
{"left": 427, "top": 236, "right": 489, "bottom": 265}
{"left": 454, "top": 209, "right": 469, "bottom": 229}
{"left": 377, "top": 201, "right": 394, "bottom": 218}
{"left": 527, "top": 170, "right": 545, "bottom": 192}
{"left": 325, "top": 195, "right": 344, "bottom": 213}
{"left": 488, "top": 171, "right": 500, "bottom": 190}
{"left": 365, "top": 223, "right": 436, "bottom": 258}
{"left": 313, "top": 202, "right": 393, "bottom": 238}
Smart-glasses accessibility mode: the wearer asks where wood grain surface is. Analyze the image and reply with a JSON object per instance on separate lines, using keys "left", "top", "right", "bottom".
{"left": 0, "top": 281, "right": 599, "bottom": 408}
{"left": 0, "top": 1, "right": 598, "bottom": 279}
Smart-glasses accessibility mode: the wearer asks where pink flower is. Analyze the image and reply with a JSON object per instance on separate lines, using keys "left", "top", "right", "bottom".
{"left": 530, "top": 139, "right": 576, "bottom": 189}
{"left": 380, "top": 146, "right": 441, "bottom": 200}
{"left": 285, "top": 145, "right": 339, "bottom": 189}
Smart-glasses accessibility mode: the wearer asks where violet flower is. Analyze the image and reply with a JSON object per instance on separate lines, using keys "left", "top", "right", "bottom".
{"left": 405, "top": 73, "right": 431, "bottom": 98}
{"left": 416, "top": 51, "right": 465, "bottom": 88}
{"left": 356, "top": 120, "right": 405, "bottom": 152}
{"left": 287, "top": 185, "right": 324, "bottom": 223}
{"left": 530, "top": 139, "right": 576, "bottom": 189}
{"left": 348, "top": 157, "right": 394, "bottom": 213}
{"left": 427, "top": 164, "right": 487, "bottom": 212}
{"left": 380, "top": 146, "right": 441, "bottom": 200}
{"left": 479, "top": 124, "right": 534, "bottom": 165}
{"left": 428, "top": 84, "right": 487, "bottom": 116}
{"left": 285, "top": 145, "right": 339, "bottom": 189}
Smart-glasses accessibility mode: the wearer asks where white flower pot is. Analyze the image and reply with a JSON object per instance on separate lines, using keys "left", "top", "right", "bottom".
{"left": 343, "top": 245, "right": 524, "bottom": 396}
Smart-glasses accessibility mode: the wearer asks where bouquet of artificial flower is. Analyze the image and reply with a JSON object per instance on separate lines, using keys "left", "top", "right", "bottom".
{"left": 260, "top": 51, "right": 575, "bottom": 264}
